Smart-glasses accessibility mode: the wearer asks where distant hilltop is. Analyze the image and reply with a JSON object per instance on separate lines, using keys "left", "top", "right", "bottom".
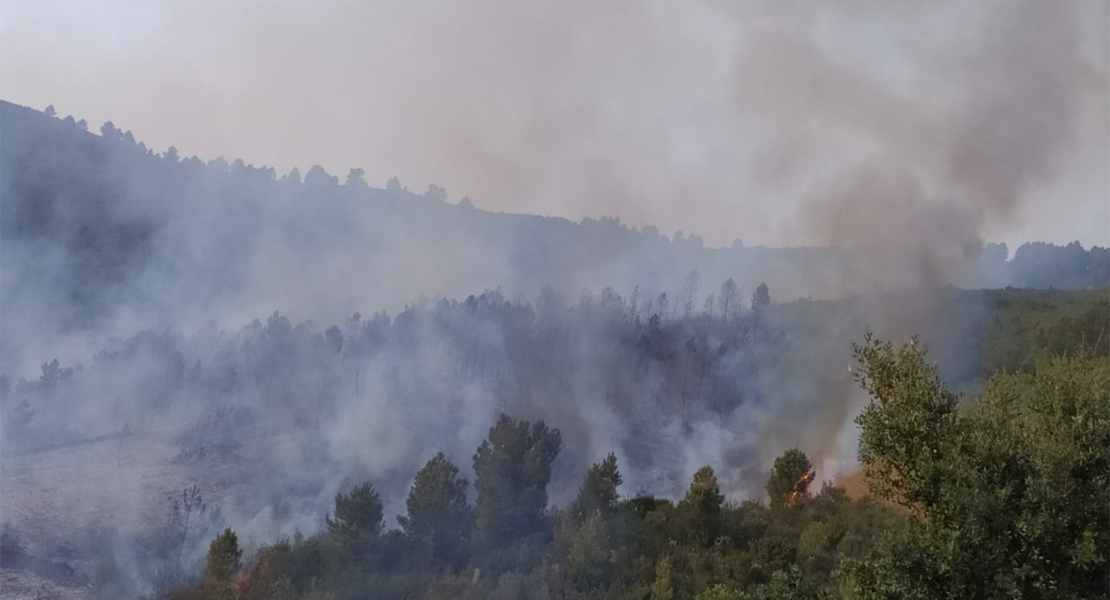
{"left": 1, "top": 98, "right": 1107, "bottom": 369}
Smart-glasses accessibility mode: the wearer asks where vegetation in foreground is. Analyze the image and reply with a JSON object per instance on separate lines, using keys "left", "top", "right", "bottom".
{"left": 162, "top": 329, "right": 1109, "bottom": 600}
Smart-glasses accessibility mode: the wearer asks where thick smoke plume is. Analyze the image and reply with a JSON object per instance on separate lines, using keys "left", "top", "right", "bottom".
{"left": 0, "top": 0, "right": 1106, "bottom": 596}
{"left": 773, "top": 0, "right": 1106, "bottom": 286}
{"left": 1, "top": 0, "right": 1104, "bottom": 247}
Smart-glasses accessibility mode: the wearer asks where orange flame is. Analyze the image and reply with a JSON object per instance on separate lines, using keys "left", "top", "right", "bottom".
{"left": 234, "top": 559, "right": 268, "bottom": 599}
{"left": 787, "top": 471, "right": 815, "bottom": 507}
{"left": 234, "top": 574, "right": 249, "bottom": 599}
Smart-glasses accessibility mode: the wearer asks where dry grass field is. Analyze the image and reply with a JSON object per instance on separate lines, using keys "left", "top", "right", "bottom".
{"left": 1, "top": 432, "right": 245, "bottom": 598}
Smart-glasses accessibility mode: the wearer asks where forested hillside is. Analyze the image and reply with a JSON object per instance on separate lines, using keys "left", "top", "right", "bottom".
{"left": 2, "top": 283, "right": 1106, "bottom": 599}
{"left": 0, "top": 98, "right": 1105, "bottom": 599}
{"left": 2, "top": 100, "right": 1109, "bottom": 599}
{"left": 3, "top": 100, "right": 1107, "bottom": 378}
{"left": 3, "top": 0, "right": 1109, "bottom": 595}
{"left": 156, "top": 327, "right": 1107, "bottom": 600}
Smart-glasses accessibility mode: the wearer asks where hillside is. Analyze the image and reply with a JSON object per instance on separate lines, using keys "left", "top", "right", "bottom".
{"left": 4, "top": 0, "right": 1110, "bottom": 594}
{"left": 3, "top": 100, "right": 1107, "bottom": 378}
{"left": 2, "top": 285, "right": 1105, "bottom": 595}
{"left": 2, "top": 99, "right": 1110, "bottom": 598}
{"left": 1, "top": 100, "right": 1108, "bottom": 599}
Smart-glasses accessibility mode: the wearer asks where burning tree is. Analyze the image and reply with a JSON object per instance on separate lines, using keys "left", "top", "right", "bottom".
{"left": 787, "top": 471, "right": 816, "bottom": 507}
{"left": 766, "top": 448, "right": 814, "bottom": 509}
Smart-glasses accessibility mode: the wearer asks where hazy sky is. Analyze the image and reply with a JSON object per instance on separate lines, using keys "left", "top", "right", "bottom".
{"left": 1, "top": 0, "right": 1107, "bottom": 248}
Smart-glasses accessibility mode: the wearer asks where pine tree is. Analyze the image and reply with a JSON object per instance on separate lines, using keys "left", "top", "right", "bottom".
{"left": 398, "top": 452, "right": 472, "bottom": 568}
{"left": 683, "top": 466, "right": 724, "bottom": 515}
{"left": 326, "top": 482, "right": 383, "bottom": 558}
{"left": 751, "top": 282, "right": 771, "bottom": 311}
{"left": 473, "top": 414, "right": 561, "bottom": 546}
{"left": 718, "top": 278, "right": 739, "bottom": 321}
{"left": 203, "top": 529, "right": 242, "bottom": 600}
{"left": 679, "top": 466, "right": 725, "bottom": 545}
{"left": 571, "top": 453, "right": 622, "bottom": 521}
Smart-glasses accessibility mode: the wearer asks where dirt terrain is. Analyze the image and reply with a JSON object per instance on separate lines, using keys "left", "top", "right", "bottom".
{"left": 1, "top": 432, "right": 243, "bottom": 598}
{"left": 0, "top": 569, "right": 92, "bottom": 600}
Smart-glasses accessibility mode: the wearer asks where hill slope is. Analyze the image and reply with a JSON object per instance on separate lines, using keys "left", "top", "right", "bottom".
{"left": 3, "top": 100, "right": 1106, "bottom": 375}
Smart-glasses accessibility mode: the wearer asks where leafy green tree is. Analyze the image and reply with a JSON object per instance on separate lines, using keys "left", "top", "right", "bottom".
{"left": 651, "top": 556, "right": 675, "bottom": 600}
{"left": 326, "top": 482, "right": 383, "bottom": 557}
{"left": 397, "top": 452, "right": 472, "bottom": 568}
{"left": 846, "top": 335, "right": 1110, "bottom": 599}
{"left": 750, "top": 566, "right": 825, "bottom": 600}
{"left": 797, "top": 521, "right": 833, "bottom": 559}
{"left": 696, "top": 584, "right": 743, "bottom": 600}
{"left": 564, "top": 512, "right": 612, "bottom": 592}
{"left": 473, "top": 414, "right": 561, "bottom": 547}
{"left": 202, "top": 529, "right": 242, "bottom": 600}
{"left": 766, "top": 449, "right": 813, "bottom": 509}
{"left": 852, "top": 332, "right": 958, "bottom": 509}
{"left": 571, "top": 453, "right": 622, "bottom": 521}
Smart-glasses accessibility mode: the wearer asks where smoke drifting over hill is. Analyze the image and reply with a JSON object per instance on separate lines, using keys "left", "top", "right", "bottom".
{"left": 0, "top": 0, "right": 1107, "bottom": 596}
{"left": 2, "top": 0, "right": 1106, "bottom": 247}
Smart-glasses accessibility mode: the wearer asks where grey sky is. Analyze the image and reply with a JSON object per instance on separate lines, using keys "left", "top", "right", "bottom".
{"left": 1, "top": 0, "right": 1106, "bottom": 248}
